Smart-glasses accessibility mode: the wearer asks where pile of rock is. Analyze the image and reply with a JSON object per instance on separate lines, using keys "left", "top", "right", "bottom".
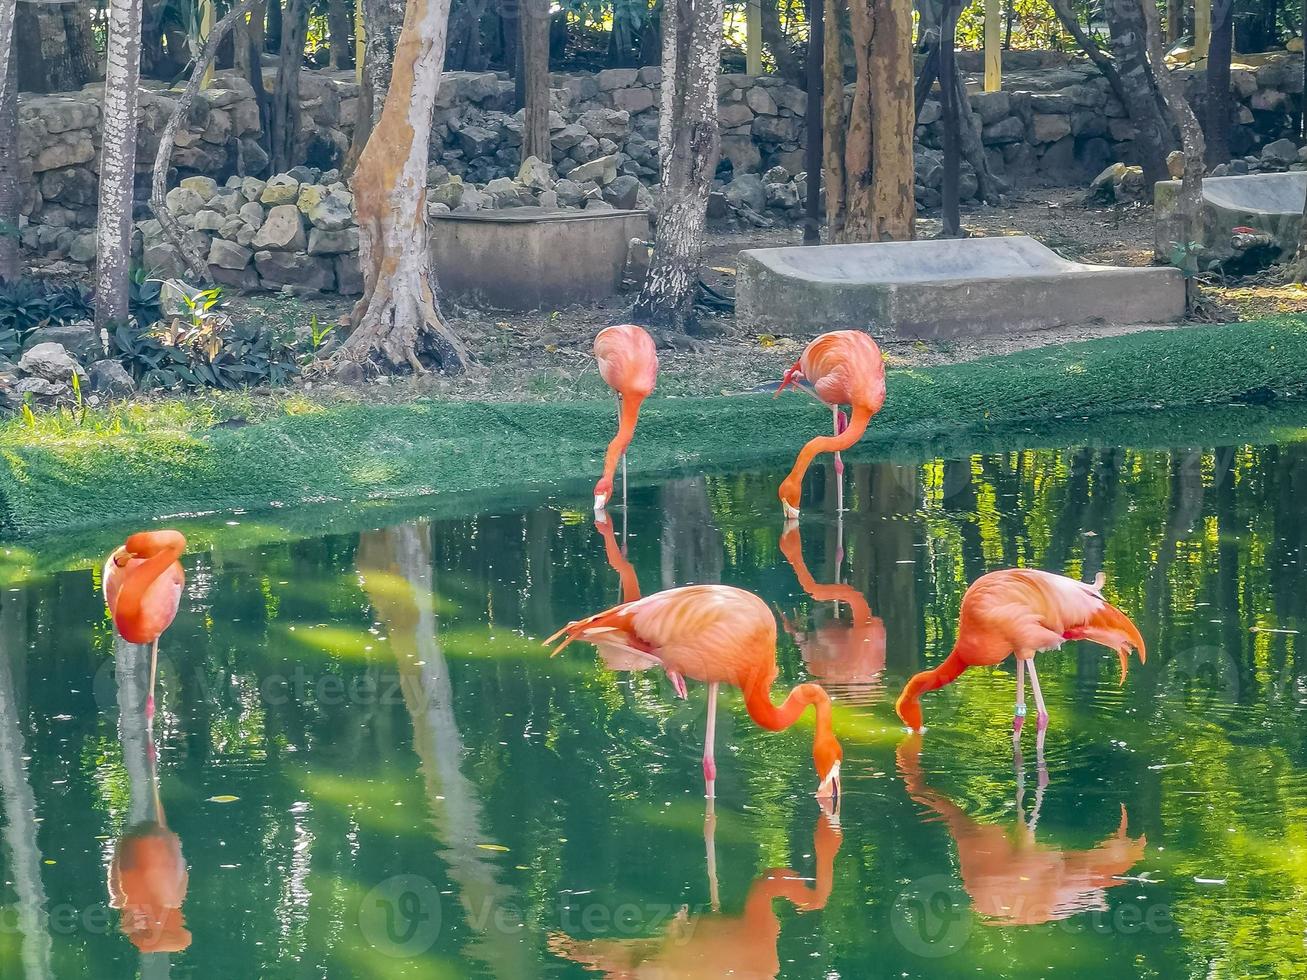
{"left": 0, "top": 323, "right": 135, "bottom": 409}
{"left": 712, "top": 167, "right": 810, "bottom": 227}
{"left": 1207, "top": 136, "right": 1307, "bottom": 176}
{"left": 428, "top": 153, "right": 654, "bottom": 214}
{"left": 138, "top": 168, "right": 362, "bottom": 295}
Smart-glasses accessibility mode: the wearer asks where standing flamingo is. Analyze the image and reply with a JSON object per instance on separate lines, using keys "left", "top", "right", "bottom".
{"left": 895, "top": 569, "right": 1145, "bottom": 734}
{"left": 546, "top": 584, "right": 842, "bottom": 802}
{"left": 774, "top": 330, "right": 886, "bottom": 519}
{"left": 103, "top": 531, "right": 186, "bottom": 727}
{"left": 593, "top": 324, "right": 658, "bottom": 513}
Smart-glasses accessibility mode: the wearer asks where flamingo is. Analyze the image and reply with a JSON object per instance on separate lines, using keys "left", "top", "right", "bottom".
{"left": 897, "top": 734, "right": 1146, "bottom": 926}
{"left": 103, "top": 531, "right": 186, "bottom": 727}
{"left": 778, "top": 524, "right": 886, "bottom": 699}
{"left": 895, "top": 569, "right": 1145, "bottom": 734}
{"left": 546, "top": 584, "right": 842, "bottom": 802}
{"left": 774, "top": 330, "right": 886, "bottom": 519}
{"left": 548, "top": 810, "right": 841, "bottom": 978}
{"left": 593, "top": 324, "right": 658, "bottom": 513}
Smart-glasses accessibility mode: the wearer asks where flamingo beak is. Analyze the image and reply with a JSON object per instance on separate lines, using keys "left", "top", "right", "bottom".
{"left": 774, "top": 365, "right": 802, "bottom": 399}
{"left": 594, "top": 493, "right": 608, "bottom": 513}
{"left": 816, "top": 761, "right": 841, "bottom": 810}
{"left": 782, "top": 500, "right": 800, "bottom": 520}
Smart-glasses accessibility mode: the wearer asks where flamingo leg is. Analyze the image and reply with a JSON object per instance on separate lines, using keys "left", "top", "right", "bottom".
{"left": 668, "top": 670, "right": 688, "bottom": 700}
{"left": 1026, "top": 658, "right": 1049, "bottom": 732}
{"left": 703, "top": 682, "right": 719, "bottom": 797}
{"left": 704, "top": 796, "right": 720, "bottom": 912}
{"left": 1013, "top": 657, "right": 1027, "bottom": 736}
{"left": 145, "top": 639, "right": 158, "bottom": 730}
{"left": 832, "top": 407, "right": 845, "bottom": 514}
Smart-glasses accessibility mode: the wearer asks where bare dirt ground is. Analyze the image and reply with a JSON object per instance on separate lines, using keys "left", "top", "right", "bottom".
{"left": 231, "top": 185, "right": 1307, "bottom": 404}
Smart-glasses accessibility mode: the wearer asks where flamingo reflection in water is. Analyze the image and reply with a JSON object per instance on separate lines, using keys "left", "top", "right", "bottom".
{"left": 549, "top": 808, "right": 841, "bottom": 978}
{"left": 896, "top": 734, "right": 1146, "bottom": 926}
{"left": 107, "top": 637, "right": 191, "bottom": 960}
{"left": 778, "top": 522, "right": 885, "bottom": 705}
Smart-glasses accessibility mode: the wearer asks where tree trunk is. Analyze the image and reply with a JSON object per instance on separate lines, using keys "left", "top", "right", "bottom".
{"left": 1104, "top": 0, "right": 1177, "bottom": 185}
{"left": 335, "top": 0, "right": 470, "bottom": 374}
{"left": 821, "top": 0, "right": 846, "bottom": 234}
{"left": 95, "top": 0, "right": 143, "bottom": 330}
{"left": 938, "top": 0, "right": 962, "bottom": 237}
{"left": 629, "top": 0, "right": 723, "bottom": 335}
{"left": 271, "top": 0, "right": 310, "bottom": 172}
{"left": 521, "top": 0, "right": 551, "bottom": 161}
{"left": 15, "top": 0, "right": 100, "bottom": 92}
{"left": 638, "top": 6, "right": 661, "bottom": 65}
{"left": 448, "top": 0, "right": 488, "bottom": 69}
{"left": 1141, "top": 0, "right": 1204, "bottom": 288}
{"left": 803, "top": 0, "right": 823, "bottom": 243}
{"left": 1205, "top": 0, "right": 1233, "bottom": 166}
{"left": 1166, "top": 0, "right": 1182, "bottom": 43}
{"left": 0, "top": 30, "right": 17, "bottom": 282}
{"left": 760, "top": 0, "right": 803, "bottom": 84}
{"left": 834, "top": 0, "right": 914, "bottom": 242}
{"left": 328, "top": 0, "right": 355, "bottom": 68}
{"left": 1046, "top": 0, "right": 1131, "bottom": 112}
{"left": 152, "top": 0, "right": 259, "bottom": 285}
{"left": 346, "top": 0, "right": 405, "bottom": 172}
{"left": 501, "top": 0, "right": 520, "bottom": 74}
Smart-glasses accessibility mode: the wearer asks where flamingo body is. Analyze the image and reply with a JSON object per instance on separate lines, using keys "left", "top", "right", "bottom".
{"left": 108, "top": 822, "right": 191, "bottom": 953}
{"left": 776, "top": 331, "right": 886, "bottom": 518}
{"left": 103, "top": 531, "right": 186, "bottom": 645}
{"left": 593, "top": 324, "right": 658, "bottom": 511}
{"left": 895, "top": 568, "right": 1145, "bottom": 732}
{"left": 547, "top": 584, "right": 842, "bottom": 799}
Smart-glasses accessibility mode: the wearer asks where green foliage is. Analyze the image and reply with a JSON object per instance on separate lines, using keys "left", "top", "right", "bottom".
{"left": 128, "top": 267, "right": 164, "bottom": 327}
{"left": 0, "top": 277, "right": 94, "bottom": 356}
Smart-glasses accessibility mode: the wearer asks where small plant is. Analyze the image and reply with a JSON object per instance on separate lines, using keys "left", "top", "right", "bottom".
{"left": 0, "top": 276, "right": 93, "bottom": 340}
{"left": 305, "top": 314, "right": 335, "bottom": 362}
{"left": 128, "top": 268, "right": 164, "bottom": 327}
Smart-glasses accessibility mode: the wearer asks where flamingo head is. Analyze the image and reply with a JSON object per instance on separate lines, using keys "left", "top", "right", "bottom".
{"left": 814, "top": 732, "right": 843, "bottom": 805}
{"left": 773, "top": 360, "right": 804, "bottom": 399}
{"left": 895, "top": 687, "right": 925, "bottom": 733}
{"left": 593, "top": 476, "right": 613, "bottom": 513}
{"left": 108, "top": 545, "right": 133, "bottom": 569}
{"left": 779, "top": 478, "right": 801, "bottom": 519}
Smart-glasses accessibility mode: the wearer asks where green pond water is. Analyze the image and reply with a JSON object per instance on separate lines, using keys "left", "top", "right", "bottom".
{"left": 3, "top": 421, "right": 1307, "bottom": 978}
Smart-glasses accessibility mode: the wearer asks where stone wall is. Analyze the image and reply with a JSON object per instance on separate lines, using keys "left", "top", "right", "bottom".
{"left": 16, "top": 52, "right": 1307, "bottom": 266}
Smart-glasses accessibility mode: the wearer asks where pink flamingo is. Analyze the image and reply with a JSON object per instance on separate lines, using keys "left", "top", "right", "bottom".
{"left": 593, "top": 324, "right": 658, "bottom": 513}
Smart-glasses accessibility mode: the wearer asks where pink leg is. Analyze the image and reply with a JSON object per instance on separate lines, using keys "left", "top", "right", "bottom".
{"left": 1013, "top": 657, "right": 1027, "bottom": 736}
{"left": 703, "top": 682, "right": 718, "bottom": 797}
{"left": 146, "top": 639, "right": 158, "bottom": 728}
{"left": 832, "top": 408, "right": 845, "bottom": 513}
{"left": 668, "top": 670, "right": 688, "bottom": 700}
{"left": 1026, "top": 659, "right": 1049, "bottom": 731}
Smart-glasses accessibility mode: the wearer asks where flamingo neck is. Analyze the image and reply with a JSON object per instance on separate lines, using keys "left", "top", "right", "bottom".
{"left": 742, "top": 678, "right": 840, "bottom": 771}
{"left": 596, "top": 393, "right": 645, "bottom": 494}
{"left": 115, "top": 534, "right": 185, "bottom": 642}
{"left": 895, "top": 648, "right": 969, "bottom": 729}
{"left": 780, "top": 402, "right": 874, "bottom": 507}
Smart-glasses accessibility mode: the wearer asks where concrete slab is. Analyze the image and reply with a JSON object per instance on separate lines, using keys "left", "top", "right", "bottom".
{"left": 735, "top": 236, "right": 1185, "bottom": 337}
{"left": 1154, "top": 172, "right": 1306, "bottom": 264}
{"left": 429, "top": 207, "right": 651, "bottom": 311}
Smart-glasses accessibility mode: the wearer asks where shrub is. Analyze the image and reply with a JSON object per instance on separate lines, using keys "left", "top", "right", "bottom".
{"left": 0, "top": 277, "right": 94, "bottom": 357}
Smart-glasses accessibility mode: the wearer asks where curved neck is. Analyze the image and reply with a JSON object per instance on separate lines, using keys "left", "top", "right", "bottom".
{"left": 596, "top": 518, "right": 641, "bottom": 603}
{"left": 116, "top": 535, "right": 185, "bottom": 628}
{"left": 781, "top": 401, "right": 874, "bottom": 499}
{"left": 599, "top": 393, "right": 645, "bottom": 490}
{"left": 896, "top": 648, "right": 968, "bottom": 728}
{"left": 779, "top": 527, "right": 874, "bottom": 623}
{"left": 743, "top": 679, "right": 839, "bottom": 777}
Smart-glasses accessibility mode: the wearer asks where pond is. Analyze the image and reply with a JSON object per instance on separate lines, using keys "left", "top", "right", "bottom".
{"left": 3, "top": 413, "right": 1307, "bottom": 978}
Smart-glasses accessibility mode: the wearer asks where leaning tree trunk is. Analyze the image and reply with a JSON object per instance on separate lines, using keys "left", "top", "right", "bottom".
{"left": 1205, "top": 0, "right": 1234, "bottom": 166}
{"left": 334, "top": 0, "right": 470, "bottom": 373}
{"left": 95, "top": 0, "right": 143, "bottom": 330}
{"left": 0, "top": 37, "right": 16, "bottom": 282}
{"left": 1104, "top": 0, "right": 1177, "bottom": 185}
{"left": 346, "top": 0, "right": 405, "bottom": 172}
{"left": 629, "top": 0, "right": 723, "bottom": 335}
{"left": 271, "top": 0, "right": 310, "bottom": 172}
{"left": 151, "top": 0, "right": 258, "bottom": 284}
{"left": 835, "top": 0, "right": 914, "bottom": 242}
{"left": 520, "top": 0, "right": 551, "bottom": 161}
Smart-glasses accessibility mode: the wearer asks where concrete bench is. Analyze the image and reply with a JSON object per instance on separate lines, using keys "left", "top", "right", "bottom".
{"left": 1155, "top": 171, "right": 1306, "bottom": 264}
{"left": 735, "top": 235, "right": 1185, "bottom": 338}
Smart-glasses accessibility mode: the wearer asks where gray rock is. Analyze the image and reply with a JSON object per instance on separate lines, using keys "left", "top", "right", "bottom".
{"left": 724, "top": 172, "right": 767, "bottom": 212}
{"left": 613, "top": 87, "right": 656, "bottom": 113}
{"left": 970, "top": 91, "right": 1012, "bottom": 123}
{"left": 597, "top": 68, "right": 639, "bottom": 90}
{"left": 707, "top": 190, "right": 729, "bottom": 220}
{"left": 334, "top": 254, "right": 363, "bottom": 295}
{"left": 584, "top": 198, "right": 615, "bottom": 211}
{"left": 178, "top": 175, "right": 219, "bottom": 201}
{"left": 238, "top": 201, "right": 265, "bottom": 226}
{"left": 554, "top": 178, "right": 587, "bottom": 207}
{"left": 15, "top": 377, "right": 70, "bottom": 401}
{"left": 746, "top": 88, "right": 778, "bottom": 115}
{"left": 331, "top": 358, "right": 365, "bottom": 383}
{"left": 193, "top": 209, "right": 226, "bottom": 232}
{"left": 1031, "top": 113, "right": 1072, "bottom": 144}
{"left": 208, "top": 238, "right": 253, "bottom": 270}
{"left": 429, "top": 176, "right": 465, "bottom": 209}
{"left": 67, "top": 232, "right": 97, "bottom": 264}
{"left": 603, "top": 174, "right": 641, "bottom": 209}
{"left": 18, "top": 342, "right": 85, "bottom": 383}
{"left": 308, "top": 191, "right": 354, "bottom": 230}
{"left": 569, "top": 134, "right": 601, "bottom": 164}
{"left": 1262, "top": 138, "right": 1299, "bottom": 167}
{"left": 578, "top": 108, "right": 630, "bottom": 141}
{"left": 982, "top": 116, "right": 1026, "bottom": 145}
{"left": 254, "top": 251, "right": 335, "bottom": 291}
{"left": 568, "top": 153, "right": 620, "bottom": 185}
{"left": 551, "top": 123, "right": 589, "bottom": 150}
{"left": 458, "top": 125, "right": 499, "bottom": 157}
{"left": 751, "top": 114, "right": 800, "bottom": 142}
{"left": 718, "top": 102, "right": 754, "bottom": 129}
{"left": 763, "top": 165, "right": 791, "bottom": 184}
{"left": 765, "top": 181, "right": 801, "bottom": 210}
{"left": 455, "top": 186, "right": 489, "bottom": 212}
{"left": 307, "top": 227, "right": 360, "bottom": 255}
{"left": 23, "top": 321, "right": 100, "bottom": 360}
{"left": 142, "top": 242, "right": 186, "bottom": 277}
{"left": 165, "top": 186, "right": 207, "bottom": 216}
{"left": 917, "top": 100, "right": 942, "bottom": 126}
{"left": 252, "top": 204, "right": 307, "bottom": 251}
{"left": 88, "top": 359, "right": 135, "bottom": 395}
{"left": 259, "top": 175, "right": 301, "bottom": 206}
{"left": 517, "top": 155, "right": 555, "bottom": 190}
{"left": 537, "top": 189, "right": 559, "bottom": 209}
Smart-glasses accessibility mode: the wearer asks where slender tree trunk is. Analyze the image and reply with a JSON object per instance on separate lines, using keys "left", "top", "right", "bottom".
{"left": 939, "top": 0, "right": 962, "bottom": 237}
{"left": 803, "top": 0, "right": 823, "bottom": 243}
{"left": 1046, "top": 0, "right": 1131, "bottom": 111}
{"left": 96, "top": 0, "right": 143, "bottom": 329}
{"left": 501, "top": 0, "right": 520, "bottom": 73}
{"left": 346, "top": 0, "right": 405, "bottom": 172}
{"left": 272, "top": 0, "right": 310, "bottom": 172}
{"left": 629, "top": 0, "right": 723, "bottom": 335}
{"left": 0, "top": 18, "right": 17, "bottom": 282}
{"left": 1205, "top": 0, "right": 1233, "bottom": 165}
{"left": 152, "top": 0, "right": 258, "bottom": 285}
{"left": 448, "top": 0, "right": 488, "bottom": 69}
{"left": 521, "top": 0, "right": 551, "bottom": 161}
{"left": 328, "top": 0, "right": 355, "bottom": 67}
{"left": 1166, "top": 0, "right": 1182, "bottom": 43}
{"left": 1104, "top": 0, "right": 1177, "bottom": 185}
{"left": 760, "top": 0, "right": 803, "bottom": 84}
{"left": 638, "top": 6, "right": 661, "bottom": 65}
{"left": 335, "top": 0, "right": 470, "bottom": 373}
{"left": 1141, "top": 0, "right": 1205, "bottom": 291}
{"left": 822, "top": 0, "right": 846, "bottom": 235}
{"left": 836, "top": 0, "right": 914, "bottom": 242}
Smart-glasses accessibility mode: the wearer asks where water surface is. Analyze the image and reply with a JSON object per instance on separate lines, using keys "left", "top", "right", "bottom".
{"left": 3, "top": 425, "right": 1307, "bottom": 977}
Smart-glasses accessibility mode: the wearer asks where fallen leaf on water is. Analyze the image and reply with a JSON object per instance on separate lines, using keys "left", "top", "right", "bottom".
{"left": 477, "top": 843, "right": 510, "bottom": 852}
{"left": 207, "top": 795, "right": 240, "bottom": 804}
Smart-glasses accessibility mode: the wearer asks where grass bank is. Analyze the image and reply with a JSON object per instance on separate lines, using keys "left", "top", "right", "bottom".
{"left": 4, "top": 315, "right": 1307, "bottom": 541}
